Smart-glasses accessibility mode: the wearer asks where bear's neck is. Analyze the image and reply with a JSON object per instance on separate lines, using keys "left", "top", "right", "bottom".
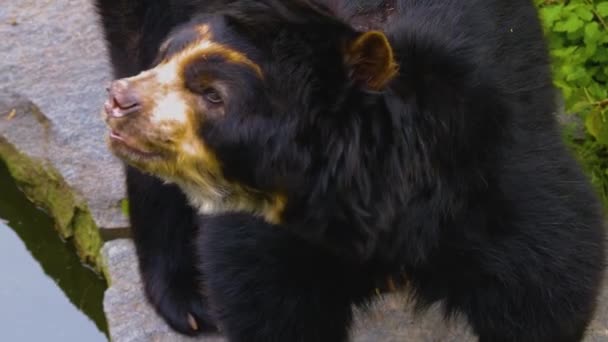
{"left": 177, "top": 179, "right": 286, "bottom": 224}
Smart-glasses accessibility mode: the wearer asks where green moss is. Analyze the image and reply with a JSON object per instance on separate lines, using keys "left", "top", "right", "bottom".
{"left": 0, "top": 138, "right": 105, "bottom": 273}
{"left": 72, "top": 207, "right": 105, "bottom": 271}
{"left": 99, "top": 250, "right": 112, "bottom": 287}
{"left": 120, "top": 198, "right": 130, "bottom": 218}
{"left": 0, "top": 140, "right": 76, "bottom": 237}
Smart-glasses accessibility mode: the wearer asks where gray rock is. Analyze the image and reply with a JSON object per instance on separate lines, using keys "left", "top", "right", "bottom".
{"left": 102, "top": 240, "right": 224, "bottom": 342}
{"left": 0, "top": 92, "right": 107, "bottom": 265}
{"left": 0, "top": 0, "right": 127, "bottom": 231}
{"left": 102, "top": 239, "right": 608, "bottom": 342}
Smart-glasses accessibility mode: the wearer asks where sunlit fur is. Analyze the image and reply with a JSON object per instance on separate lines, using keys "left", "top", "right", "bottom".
{"left": 344, "top": 31, "right": 399, "bottom": 90}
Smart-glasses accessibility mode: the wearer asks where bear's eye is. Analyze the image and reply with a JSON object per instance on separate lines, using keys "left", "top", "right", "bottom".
{"left": 202, "top": 88, "right": 223, "bottom": 105}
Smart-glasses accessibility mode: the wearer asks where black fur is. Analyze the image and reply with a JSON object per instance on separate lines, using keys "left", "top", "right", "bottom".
{"left": 198, "top": 213, "right": 374, "bottom": 342}
{"left": 124, "top": 169, "right": 217, "bottom": 333}
{"left": 96, "top": 0, "right": 606, "bottom": 341}
{"left": 96, "top": 0, "right": 221, "bottom": 334}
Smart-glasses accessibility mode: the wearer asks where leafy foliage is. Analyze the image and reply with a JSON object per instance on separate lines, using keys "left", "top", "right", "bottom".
{"left": 536, "top": 0, "right": 608, "bottom": 204}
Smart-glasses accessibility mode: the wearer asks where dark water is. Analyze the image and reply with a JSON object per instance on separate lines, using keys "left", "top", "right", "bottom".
{"left": 0, "top": 159, "right": 108, "bottom": 341}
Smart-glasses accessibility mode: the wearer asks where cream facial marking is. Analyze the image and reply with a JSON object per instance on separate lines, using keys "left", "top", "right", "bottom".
{"left": 149, "top": 92, "right": 190, "bottom": 126}
{"left": 154, "top": 60, "right": 181, "bottom": 85}
{"left": 172, "top": 35, "right": 263, "bottom": 79}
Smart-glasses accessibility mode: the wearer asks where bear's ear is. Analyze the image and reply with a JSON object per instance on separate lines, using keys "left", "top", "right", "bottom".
{"left": 345, "top": 31, "right": 398, "bottom": 91}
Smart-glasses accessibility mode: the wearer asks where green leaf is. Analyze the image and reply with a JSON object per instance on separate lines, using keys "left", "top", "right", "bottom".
{"left": 554, "top": 80, "right": 574, "bottom": 100}
{"left": 554, "top": 16, "right": 585, "bottom": 33}
{"left": 540, "top": 5, "right": 564, "bottom": 26}
{"left": 586, "top": 110, "right": 602, "bottom": 140}
{"left": 592, "top": 46, "right": 608, "bottom": 62}
{"left": 586, "top": 109, "right": 608, "bottom": 146}
{"left": 565, "top": 66, "right": 588, "bottom": 82}
{"left": 584, "top": 43, "right": 598, "bottom": 58}
{"left": 563, "top": 3, "right": 583, "bottom": 13}
{"left": 567, "top": 28, "right": 584, "bottom": 41}
{"left": 574, "top": 6, "right": 594, "bottom": 21}
{"left": 552, "top": 46, "right": 578, "bottom": 57}
{"left": 597, "top": 2, "right": 608, "bottom": 17}
{"left": 584, "top": 22, "right": 601, "bottom": 44}
{"left": 588, "top": 83, "right": 608, "bottom": 101}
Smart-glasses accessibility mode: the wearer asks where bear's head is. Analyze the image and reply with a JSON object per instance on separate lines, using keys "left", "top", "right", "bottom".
{"left": 103, "top": 0, "right": 398, "bottom": 225}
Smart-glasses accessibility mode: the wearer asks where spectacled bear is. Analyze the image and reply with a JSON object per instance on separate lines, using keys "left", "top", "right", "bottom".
{"left": 95, "top": 0, "right": 606, "bottom": 341}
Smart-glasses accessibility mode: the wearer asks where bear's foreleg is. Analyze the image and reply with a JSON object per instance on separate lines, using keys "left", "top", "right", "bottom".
{"left": 198, "top": 213, "right": 372, "bottom": 342}
{"left": 126, "top": 167, "right": 217, "bottom": 335}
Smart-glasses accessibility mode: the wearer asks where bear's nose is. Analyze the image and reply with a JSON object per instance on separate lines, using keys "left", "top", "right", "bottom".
{"left": 105, "top": 80, "right": 142, "bottom": 118}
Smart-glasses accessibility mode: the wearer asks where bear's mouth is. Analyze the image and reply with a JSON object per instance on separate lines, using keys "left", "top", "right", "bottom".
{"left": 108, "top": 130, "right": 162, "bottom": 160}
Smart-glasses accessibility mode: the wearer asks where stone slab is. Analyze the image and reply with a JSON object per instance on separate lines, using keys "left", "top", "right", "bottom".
{"left": 103, "top": 239, "right": 608, "bottom": 342}
{"left": 0, "top": 0, "right": 127, "bottom": 230}
{"left": 0, "top": 92, "right": 105, "bottom": 266}
{"left": 102, "top": 240, "right": 224, "bottom": 342}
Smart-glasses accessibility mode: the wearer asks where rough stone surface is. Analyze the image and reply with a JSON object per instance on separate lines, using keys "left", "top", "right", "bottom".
{"left": 102, "top": 240, "right": 224, "bottom": 342}
{"left": 103, "top": 239, "right": 608, "bottom": 342}
{"left": 0, "top": 92, "right": 105, "bottom": 266}
{"left": 0, "top": 0, "right": 127, "bottom": 231}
